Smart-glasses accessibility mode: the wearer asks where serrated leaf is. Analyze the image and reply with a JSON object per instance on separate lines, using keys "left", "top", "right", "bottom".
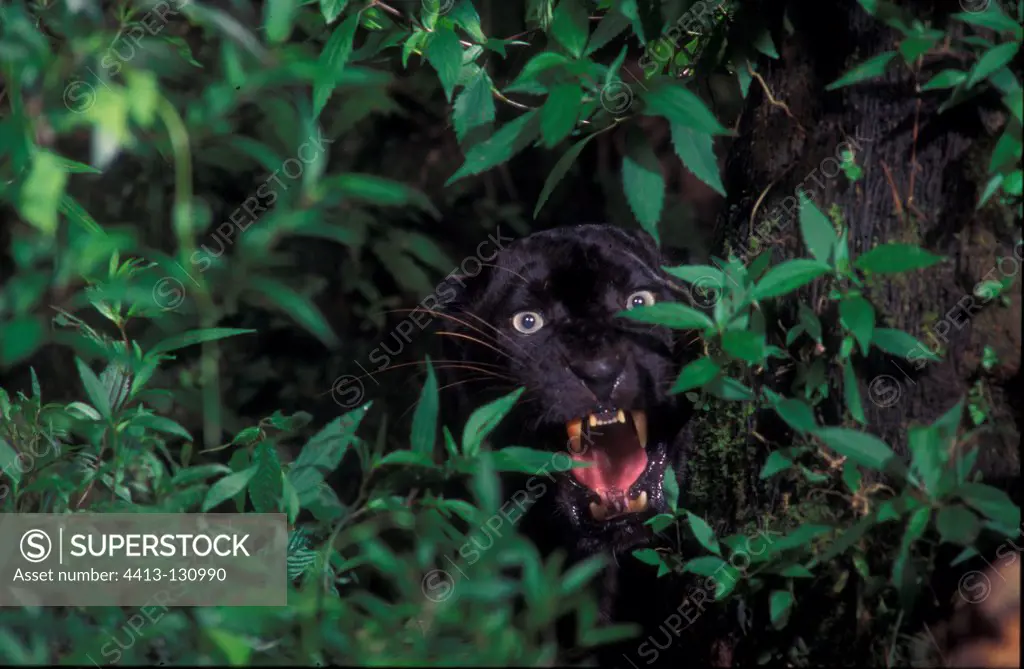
{"left": 290, "top": 403, "right": 370, "bottom": 495}
{"left": 550, "top": 0, "right": 589, "bottom": 58}
{"left": 446, "top": 109, "right": 541, "bottom": 185}
{"left": 249, "top": 441, "right": 283, "bottom": 513}
{"left": 461, "top": 387, "right": 524, "bottom": 457}
{"left": 133, "top": 414, "right": 192, "bottom": 441}
{"left": 622, "top": 129, "right": 665, "bottom": 244}
{"left": 75, "top": 358, "right": 112, "bottom": 421}
{"left": 541, "top": 83, "right": 582, "bottom": 147}
{"left": 313, "top": 13, "right": 360, "bottom": 117}
{"left": 534, "top": 133, "right": 596, "bottom": 218}
{"left": 642, "top": 79, "right": 728, "bottom": 134}
{"left": 453, "top": 69, "right": 495, "bottom": 145}
{"left": 202, "top": 465, "right": 258, "bottom": 512}
{"left": 670, "top": 124, "right": 725, "bottom": 196}
{"left": 426, "top": 26, "right": 463, "bottom": 102}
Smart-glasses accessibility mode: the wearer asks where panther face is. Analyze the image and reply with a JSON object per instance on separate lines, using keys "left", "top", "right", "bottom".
{"left": 438, "top": 224, "right": 694, "bottom": 556}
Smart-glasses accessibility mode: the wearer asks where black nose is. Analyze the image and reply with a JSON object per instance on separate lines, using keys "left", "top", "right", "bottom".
{"left": 571, "top": 357, "right": 624, "bottom": 400}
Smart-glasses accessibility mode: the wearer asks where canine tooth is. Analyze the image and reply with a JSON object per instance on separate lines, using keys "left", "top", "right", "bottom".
{"left": 628, "top": 491, "right": 649, "bottom": 512}
{"left": 589, "top": 501, "right": 608, "bottom": 521}
{"left": 588, "top": 414, "right": 598, "bottom": 427}
{"left": 616, "top": 409, "right": 626, "bottom": 423}
{"left": 631, "top": 410, "right": 647, "bottom": 447}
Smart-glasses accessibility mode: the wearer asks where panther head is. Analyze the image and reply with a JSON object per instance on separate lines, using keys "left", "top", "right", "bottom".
{"left": 437, "top": 224, "right": 696, "bottom": 556}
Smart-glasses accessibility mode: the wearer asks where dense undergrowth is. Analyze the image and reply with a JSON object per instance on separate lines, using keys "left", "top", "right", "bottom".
{"left": 1, "top": 0, "right": 1021, "bottom": 665}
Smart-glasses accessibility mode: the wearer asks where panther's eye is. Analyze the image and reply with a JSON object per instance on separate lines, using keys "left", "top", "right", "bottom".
{"left": 512, "top": 311, "right": 545, "bottom": 334}
{"left": 626, "top": 290, "right": 656, "bottom": 310}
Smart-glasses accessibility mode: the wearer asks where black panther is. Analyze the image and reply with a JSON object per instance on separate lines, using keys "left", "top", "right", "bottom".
{"left": 436, "top": 224, "right": 730, "bottom": 665}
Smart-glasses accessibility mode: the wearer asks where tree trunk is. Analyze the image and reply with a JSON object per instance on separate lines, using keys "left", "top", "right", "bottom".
{"left": 708, "top": 0, "right": 1020, "bottom": 499}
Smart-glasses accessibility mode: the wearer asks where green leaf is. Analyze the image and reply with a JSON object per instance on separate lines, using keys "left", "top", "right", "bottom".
{"left": 149, "top": 328, "right": 256, "bottom": 356}
{"left": 669, "top": 357, "right": 720, "bottom": 394}
{"left": 541, "top": 83, "right": 582, "bottom": 147}
{"left": 687, "top": 512, "right": 721, "bottom": 555}
{"left": 722, "top": 330, "right": 766, "bottom": 363}
{"left": 839, "top": 295, "right": 875, "bottom": 354}
{"left": 290, "top": 403, "right": 370, "bottom": 495}
{"left": 550, "top": 0, "right": 589, "bottom": 58}
{"left": 202, "top": 465, "right": 258, "bottom": 512}
{"left": 935, "top": 504, "right": 980, "bottom": 545}
{"left": 855, "top": 243, "right": 943, "bottom": 274}
{"left": 769, "top": 590, "right": 794, "bottom": 629}
{"left": 953, "top": 7, "right": 1023, "bottom": 35}
{"left": 761, "top": 451, "right": 795, "bottom": 479}
{"left": 872, "top": 328, "right": 940, "bottom": 361}
{"left": 798, "top": 193, "right": 838, "bottom": 265}
{"left": 967, "top": 42, "right": 1020, "bottom": 89}
{"left": 411, "top": 357, "right": 438, "bottom": 455}
{"left": 59, "top": 194, "right": 105, "bottom": 235}
{"left": 682, "top": 555, "right": 727, "bottom": 577}
{"left": 320, "top": 0, "right": 348, "bottom": 24}
{"left": 461, "top": 387, "right": 524, "bottom": 457}
{"left": 921, "top": 69, "right": 967, "bottom": 91}
{"left": 0, "top": 318, "right": 45, "bottom": 367}
{"left": 18, "top": 151, "right": 67, "bottom": 237}
{"left": 446, "top": 109, "right": 541, "bottom": 185}
{"left": 642, "top": 79, "right": 728, "bottom": 135}
{"left": 633, "top": 548, "right": 663, "bottom": 566}
{"left": 453, "top": 69, "right": 496, "bottom": 145}
{"left": 663, "top": 264, "right": 726, "bottom": 286}
{"left": 826, "top": 51, "right": 896, "bottom": 90}
{"left": 249, "top": 441, "right": 283, "bottom": 513}
{"left": 426, "top": 26, "right": 463, "bottom": 102}
{"left": 264, "top": 0, "right": 299, "bottom": 43}
{"left": 670, "top": 124, "right": 725, "bottom": 196}
{"left": 618, "top": 303, "right": 714, "bottom": 330}
{"left": 957, "top": 483, "right": 1020, "bottom": 528}
{"left": 534, "top": 133, "right": 596, "bottom": 218}
{"left": 703, "top": 376, "right": 755, "bottom": 401}
{"left": 774, "top": 398, "right": 818, "bottom": 434}
{"left": 132, "top": 414, "right": 193, "bottom": 441}
{"left": 331, "top": 173, "right": 438, "bottom": 217}
{"left": 313, "top": 13, "right": 360, "bottom": 117}
{"left": 815, "top": 427, "right": 905, "bottom": 476}
{"left": 585, "top": 10, "right": 630, "bottom": 56}
{"left": 248, "top": 277, "right": 339, "bottom": 348}
{"left": 622, "top": 129, "right": 665, "bottom": 244}
{"left": 842, "top": 359, "right": 866, "bottom": 425}
{"left": 663, "top": 464, "right": 679, "bottom": 513}
{"left": 75, "top": 358, "right": 112, "bottom": 421}
{"left": 560, "top": 555, "right": 607, "bottom": 597}
{"left": 753, "top": 259, "right": 831, "bottom": 300}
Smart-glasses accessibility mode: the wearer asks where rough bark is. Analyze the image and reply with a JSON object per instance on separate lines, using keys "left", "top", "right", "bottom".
{"left": 710, "top": 0, "right": 1020, "bottom": 500}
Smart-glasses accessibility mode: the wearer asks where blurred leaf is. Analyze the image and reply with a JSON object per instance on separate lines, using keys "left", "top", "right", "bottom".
{"left": 839, "top": 296, "right": 875, "bottom": 354}
{"left": 669, "top": 357, "right": 720, "bottom": 394}
{"left": 855, "top": 243, "right": 943, "bottom": 274}
{"left": 18, "top": 151, "right": 67, "bottom": 237}
{"left": 687, "top": 511, "right": 720, "bottom": 555}
{"left": 447, "top": 110, "right": 541, "bottom": 184}
{"left": 769, "top": 590, "right": 793, "bottom": 629}
{"left": 202, "top": 465, "right": 258, "bottom": 512}
{"left": 248, "top": 277, "right": 339, "bottom": 348}
{"left": 618, "top": 303, "right": 713, "bottom": 330}
{"left": 320, "top": 0, "right": 349, "bottom": 24}
{"left": 826, "top": 51, "right": 896, "bottom": 90}
{"left": 461, "top": 387, "right": 524, "bottom": 457}
{"left": 872, "top": 328, "right": 940, "bottom": 361}
{"left": 411, "top": 357, "right": 438, "bottom": 456}
{"left": 249, "top": 441, "right": 283, "bottom": 513}
{"left": 75, "top": 358, "right": 111, "bottom": 421}
{"left": 540, "top": 83, "right": 582, "bottom": 147}
{"left": 534, "top": 132, "right": 596, "bottom": 218}
{"left": 550, "top": 0, "right": 589, "bottom": 57}
{"left": 815, "top": 428, "right": 905, "bottom": 476}
{"left": 935, "top": 504, "right": 980, "bottom": 545}
{"left": 149, "top": 328, "right": 257, "bottom": 356}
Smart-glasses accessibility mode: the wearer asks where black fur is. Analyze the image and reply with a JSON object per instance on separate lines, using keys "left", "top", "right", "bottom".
{"left": 437, "top": 224, "right": 722, "bottom": 664}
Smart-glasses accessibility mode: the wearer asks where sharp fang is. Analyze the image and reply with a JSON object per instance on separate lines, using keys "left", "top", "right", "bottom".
{"left": 589, "top": 501, "right": 608, "bottom": 521}
{"left": 588, "top": 414, "right": 598, "bottom": 427}
{"left": 616, "top": 409, "right": 626, "bottom": 423}
{"left": 628, "top": 491, "right": 649, "bottom": 513}
{"left": 631, "top": 410, "right": 647, "bottom": 448}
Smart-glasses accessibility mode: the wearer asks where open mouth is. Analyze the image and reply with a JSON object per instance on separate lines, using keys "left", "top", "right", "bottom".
{"left": 565, "top": 409, "right": 650, "bottom": 522}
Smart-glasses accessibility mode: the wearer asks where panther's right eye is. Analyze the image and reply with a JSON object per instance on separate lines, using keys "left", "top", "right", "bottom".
{"left": 512, "top": 311, "right": 545, "bottom": 334}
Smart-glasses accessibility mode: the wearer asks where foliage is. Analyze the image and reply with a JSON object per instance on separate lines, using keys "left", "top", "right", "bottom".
{"left": 0, "top": 0, "right": 1020, "bottom": 665}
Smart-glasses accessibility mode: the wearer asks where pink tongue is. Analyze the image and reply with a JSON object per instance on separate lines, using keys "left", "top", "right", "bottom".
{"left": 569, "top": 427, "right": 647, "bottom": 494}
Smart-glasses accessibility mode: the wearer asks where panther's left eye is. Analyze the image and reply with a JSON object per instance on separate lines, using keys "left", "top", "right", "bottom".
{"left": 626, "top": 290, "right": 656, "bottom": 310}
{"left": 512, "top": 311, "right": 545, "bottom": 334}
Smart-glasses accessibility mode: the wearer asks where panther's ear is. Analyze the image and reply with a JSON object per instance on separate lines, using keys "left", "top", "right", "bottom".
{"left": 618, "top": 228, "right": 700, "bottom": 305}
